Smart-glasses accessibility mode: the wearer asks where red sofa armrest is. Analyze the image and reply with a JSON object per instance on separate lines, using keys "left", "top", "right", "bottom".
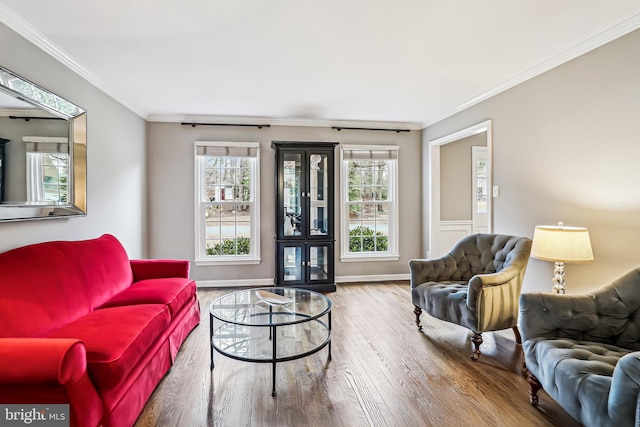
{"left": 0, "top": 338, "right": 86, "bottom": 385}
{"left": 130, "top": 259, "right": 191, "bottom": 281}
{"left": 0, "top": 338, "right": 103, "bottom": 427}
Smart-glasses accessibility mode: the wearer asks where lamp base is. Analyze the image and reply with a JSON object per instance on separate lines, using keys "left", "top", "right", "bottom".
{"left": 552, "top": 261, "right": 565, "bottom": 294}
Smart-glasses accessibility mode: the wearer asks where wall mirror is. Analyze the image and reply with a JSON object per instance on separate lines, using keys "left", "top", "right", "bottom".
{"left": 428, "top": 120, "right": 492, "bottom": 258}
{"left": 0, "top": 66, "right": 86, "bottom": 221}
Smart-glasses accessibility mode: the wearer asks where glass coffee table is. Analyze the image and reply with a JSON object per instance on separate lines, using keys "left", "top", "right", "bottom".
{"left": 209, "top": 287, "right": 332, "bottom": 396}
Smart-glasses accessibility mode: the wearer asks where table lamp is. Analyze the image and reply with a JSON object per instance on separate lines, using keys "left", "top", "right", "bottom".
{"left": 530, "top": 222, "right": 594, "bottom": 294}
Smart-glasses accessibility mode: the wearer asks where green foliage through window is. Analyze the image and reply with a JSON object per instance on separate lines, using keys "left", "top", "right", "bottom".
{"left": 349, "top": 226, "right": 388, "bottom": 252}
{"left": 347, "top": 160, "right": 388, "bottom": 202}
{"left": 207, "top": 237, "right": 251, "bottom": 255}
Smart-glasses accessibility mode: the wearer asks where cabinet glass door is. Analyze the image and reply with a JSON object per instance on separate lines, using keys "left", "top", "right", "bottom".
{"left": 308, "top": 152, "right": 329, "bottom": 237}
{"left": 307, "top": 244, "right": 332, "bottom": 283}
{"left": 283, "top": 153, "right": 303, "bottom": 236}
{"left": 282, "top": 245, "right": 303, "bottom": 283}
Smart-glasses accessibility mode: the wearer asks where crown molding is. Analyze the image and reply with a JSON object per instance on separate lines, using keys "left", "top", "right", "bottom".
{"left": 0, "top": 5, "right": 98, "bottom": 90}
{"left": 0, "top": 4, "right": 146, "bottom": 118}
{"left": 421, "top": 12, "right": 640, "bottom": 129}
{"left": 147, "top": 114, "right": 422, "bottom": 131}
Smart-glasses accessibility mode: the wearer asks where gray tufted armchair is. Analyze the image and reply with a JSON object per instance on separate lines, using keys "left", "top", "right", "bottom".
{"left": 520, "top": 267, "right": 640, "bottom": 427}
{"left": 410, "top": 233, "right": 532, "bottom": 360}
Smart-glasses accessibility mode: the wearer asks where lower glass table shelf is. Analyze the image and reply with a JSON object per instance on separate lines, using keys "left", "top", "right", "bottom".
{"left": 209, "top": 287, "right": 332, "bottom": 396}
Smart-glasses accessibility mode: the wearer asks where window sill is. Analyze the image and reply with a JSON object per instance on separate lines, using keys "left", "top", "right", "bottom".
{"left": 340, "top": 254, "right": 400, "bottom": 262}
{"left": 195, "top": 257, "right": 261, "bottom": 266}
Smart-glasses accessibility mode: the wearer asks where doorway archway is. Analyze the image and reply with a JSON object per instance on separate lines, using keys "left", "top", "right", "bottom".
{"left": 427, "top": 120, "right": 493, "bottom": 258}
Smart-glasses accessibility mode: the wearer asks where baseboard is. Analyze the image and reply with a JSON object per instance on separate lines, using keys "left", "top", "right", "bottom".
{"left": 336, "top": 273, "right": 410, "bottom": 283}
{"left": 196, "top": 274, "right": 409, "bottom": 288}
{"left": 196, "top": 278, "right": 274, "bottom": 288}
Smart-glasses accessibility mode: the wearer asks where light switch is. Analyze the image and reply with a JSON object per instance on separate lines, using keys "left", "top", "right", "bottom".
{"left": 492, "top": 186, "right": 500, "bottom": 198}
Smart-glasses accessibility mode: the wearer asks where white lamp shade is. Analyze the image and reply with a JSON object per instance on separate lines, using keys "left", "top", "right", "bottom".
{"left": 531, "top": 225, "right": 594, "bottom": 263}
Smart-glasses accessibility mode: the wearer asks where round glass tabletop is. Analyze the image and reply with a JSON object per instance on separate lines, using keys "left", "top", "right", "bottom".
{"left": 209, "top": 287, "right": 332, "bottom": 327}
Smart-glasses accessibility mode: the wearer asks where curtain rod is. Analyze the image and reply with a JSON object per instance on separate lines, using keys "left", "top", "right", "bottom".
{"left": 331, "top": 126, "right": 410, "bottom": 133}
{"left": 9, "top": 116, "right": 65, "bottom": 121}
{"left": 181, "top": 122, "right": 270, "bottom": 129}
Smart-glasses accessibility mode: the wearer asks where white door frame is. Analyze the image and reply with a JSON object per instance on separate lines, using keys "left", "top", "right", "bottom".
{"left": 427, "top": 120, "right": 493, "bottom": 258}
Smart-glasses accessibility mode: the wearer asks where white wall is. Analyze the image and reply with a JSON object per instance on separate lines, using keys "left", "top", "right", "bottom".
{"left": 147, "top": 123, "right": 422, "bottom": 282}
{"left": 424, "top": 28, "right": 640, "bottom": 294}
{"left": 0, "top": 23, "right": 147, "bottom": 257}
{"left": 440, "top": 132, "right": 486, "bottom": 221}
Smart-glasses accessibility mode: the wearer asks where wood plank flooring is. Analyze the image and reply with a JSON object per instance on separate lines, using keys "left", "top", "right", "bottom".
{"left": 135, "top": 282, "right": 580, "bottom": 427}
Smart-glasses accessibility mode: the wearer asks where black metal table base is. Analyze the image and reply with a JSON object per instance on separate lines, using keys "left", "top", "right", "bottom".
{"left": 210, "top": 310, "right": 332, "bottom": 397}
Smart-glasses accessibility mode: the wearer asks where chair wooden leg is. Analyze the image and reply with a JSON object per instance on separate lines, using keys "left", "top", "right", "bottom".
{"left": 525, "top": 369, "right": 542, "bottom": 406}
{"left": 413, "top": 305, "right": 423, "bottom": 330}
{"left": 470, "top": 332, "right": 483, "bottom": 361}
{"left": 512, "top": 326, "right": 522, "bottom": 344}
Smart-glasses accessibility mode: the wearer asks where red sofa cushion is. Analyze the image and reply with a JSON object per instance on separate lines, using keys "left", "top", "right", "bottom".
{"left": 98, "top": 278, "right": 196, "bottom": 318}
{"left": 0, "top": 234, "right": 134, "bottom": 338}
{"left": 45, "top": 304, "right": 170, "bottom": 395}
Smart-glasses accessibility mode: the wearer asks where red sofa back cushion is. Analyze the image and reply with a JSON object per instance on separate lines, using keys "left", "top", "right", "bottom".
{"left": 0, "top": 234, "right": 134, "bottom": 337}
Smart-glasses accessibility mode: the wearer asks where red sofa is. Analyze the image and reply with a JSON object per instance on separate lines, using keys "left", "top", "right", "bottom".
{"left": 0, "top": 234, "right": 201, "bottom": 427}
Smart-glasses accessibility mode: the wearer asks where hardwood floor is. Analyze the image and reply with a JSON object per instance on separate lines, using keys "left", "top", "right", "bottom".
{"left": 135, "top": 282, "right": 580, "bottom": 427}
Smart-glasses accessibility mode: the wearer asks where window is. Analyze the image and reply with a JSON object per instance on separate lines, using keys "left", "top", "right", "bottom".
{"left": 24, "top": 137, "right": 69, "bottom": 203}
{"left": 195, "top": 141, "right": 260, "bottom": 265}
{"left": 340, "top": 145, "right": 399, "bottom": 261}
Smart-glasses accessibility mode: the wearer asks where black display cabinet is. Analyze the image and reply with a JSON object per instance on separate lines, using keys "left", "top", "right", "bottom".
{"left": 273, "top": 141, "right": 338, "bottom": 292}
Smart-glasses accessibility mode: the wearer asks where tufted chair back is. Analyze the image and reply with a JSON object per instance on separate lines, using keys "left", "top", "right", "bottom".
{"left": 445, "top": 233, "right": 531, "bottom": 282}
{"left": 522, "top": 267, "right": 640, "bottom": 351}
{"left": 592, "top": 268, "right": 640, "bottom": 350}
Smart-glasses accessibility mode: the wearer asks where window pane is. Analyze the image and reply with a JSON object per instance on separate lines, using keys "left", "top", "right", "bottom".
{"left": 236, "top": 185, "right": 249, "bottom": 202}
{"left": 28, "top": 153, "right": 70, "bottom": 203}
{"left": 348, "top": 198, "right": 387, "bottom": 252}
{"left": 349, "top": 237, "right": 362, "bottom": 253}
{"left": 348, "top": 186, "right": 361, "bottom": 202}
{"left": 204, "top": 203, "right": 252, "bottom": 256}
{"left": 348, "top": 204, "right": 362, "bottom": 219}
{"left": 205, "top": 157, "right": 217, "bottom": 168}
{"left": 476, "top": 159, "right": 488, "bottom": 214}
{"left": 206, "top": 238, "right": 223, "bottom": 255}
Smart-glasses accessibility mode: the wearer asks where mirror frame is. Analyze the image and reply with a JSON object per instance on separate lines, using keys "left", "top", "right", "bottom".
{"left": 0, "top": 66, "right": 86, "bottom": 222}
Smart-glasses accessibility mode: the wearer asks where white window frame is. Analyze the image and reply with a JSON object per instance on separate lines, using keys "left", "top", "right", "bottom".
{"left": 194, "top": 141, "right": 261, "bottom": 265}
{"left": 340, "top": 144, "right": 399, "bottom": 262}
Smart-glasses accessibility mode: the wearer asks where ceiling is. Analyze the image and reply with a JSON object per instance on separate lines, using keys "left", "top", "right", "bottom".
{"left": 1, "top": 1, "right": 639, "bottom": 128}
